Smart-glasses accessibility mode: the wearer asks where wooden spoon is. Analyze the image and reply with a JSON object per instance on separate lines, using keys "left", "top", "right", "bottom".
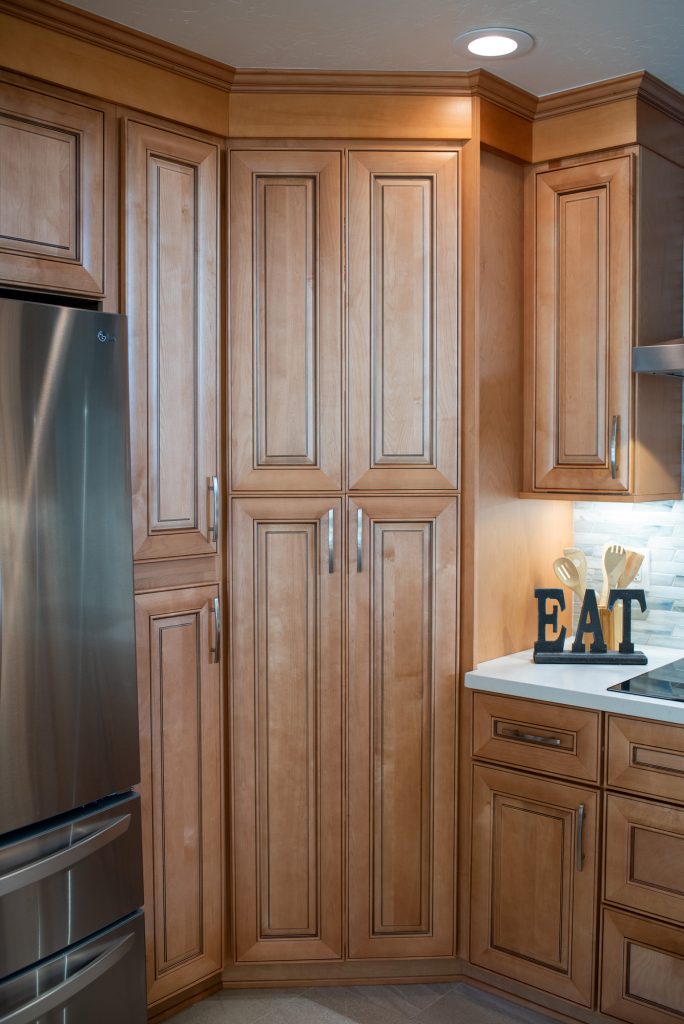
{"left": 601, "top": 544, "right": 627, "bottom": 607}
{"left": 553, "top": 556, "right": 585, "bottom": 601}
{"left": 618, "top": 549, "right": 645, "bottom": 589}
{"left": 563, "top": 547, "right": 587, "bottom": 596}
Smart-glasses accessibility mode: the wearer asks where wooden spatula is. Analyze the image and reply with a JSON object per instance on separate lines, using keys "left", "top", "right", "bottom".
{"left": 553, "top": 556, "right": 585, "bottom": 601}
{"left": 601, "top": 544, "right": 627, "bottom": 607}
{"left": 563, "top": 547, "right": 587, "bottom": 596}
{"left": 618, "top": 549, "right": 645, "bottom": 589}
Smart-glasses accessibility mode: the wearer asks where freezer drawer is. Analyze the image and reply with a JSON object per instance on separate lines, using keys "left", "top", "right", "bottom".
{"left": 0, "top": 793, "right": 143, "bottom": 979}
{"left": 0, "top": 911, "right": 146, "bottom": 1024}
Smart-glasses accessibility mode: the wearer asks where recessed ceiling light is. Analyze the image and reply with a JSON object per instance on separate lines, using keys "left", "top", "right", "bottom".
{"left": 453, "top": 27, "right": 535, "bottom": 59}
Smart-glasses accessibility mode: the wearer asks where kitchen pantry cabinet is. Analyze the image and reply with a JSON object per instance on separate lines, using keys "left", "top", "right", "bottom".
{"left": 524, "top": 147, "right": 683, "bottom": 499}
{"left": 347, "top": 496, "right": 458, "bottom": 958}
{"left": 229, "top": 150, "right": 343, "bottom": 492}
{"left": 135, "top": 586, "right": 223, "bottom": 1009}
{"left": 125, "top": 119, "right": 220, "bottom": 560}
{"left": 0, "top": 79, "right": 106, "bottom": 295}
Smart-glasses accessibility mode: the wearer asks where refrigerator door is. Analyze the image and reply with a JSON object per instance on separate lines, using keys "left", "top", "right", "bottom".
{"left": 0, "top": 300, "right": 139, "bottom": 834}
{"left": 0, "top": 792, "right": 143, "bottom": 978}
{"left": 0, "top": 911, "right": 146, "bottom": 1023}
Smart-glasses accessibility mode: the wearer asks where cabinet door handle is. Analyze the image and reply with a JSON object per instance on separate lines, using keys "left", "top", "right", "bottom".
{"left": 356, "top": 509, "right": 363, "bottom": 573}
{"left": 610, "top": 416, "right": 619, "bottom": 480}
{"left": 210, "top": 596, "right": 221, "bottom": 664}
{"left": 208, "top": 475, "right": 219, "bottom": 542}
{"left": 576, "top": 803, "right": 585, "bottom": 872}
{"left": 498, "top": 727, "right": 562, "bottom": 747}
{"left": 328, "top": 509, "right": 334, "bottom": 574}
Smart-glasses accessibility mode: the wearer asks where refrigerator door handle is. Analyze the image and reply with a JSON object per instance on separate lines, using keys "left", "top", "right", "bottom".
{"left": 0, "top": 931, "right": 135, "bottom": 1024}
{"left": 0, "top": 814, "right": 131, "bottom": 897}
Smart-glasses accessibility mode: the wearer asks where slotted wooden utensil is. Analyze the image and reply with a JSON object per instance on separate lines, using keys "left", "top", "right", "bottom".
{"left": 553, "top": 556, "right": 585, "bottom": 601}
{"left": 563, "top": 547, "right": 587, "bottom": 596}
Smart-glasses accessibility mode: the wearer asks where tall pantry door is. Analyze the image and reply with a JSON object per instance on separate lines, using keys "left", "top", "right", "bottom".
{"left": 231, "top": 497, "right": 344, "bottom": 962}
{"left": 347, "top": 496, "right": 458, "bottom": 958}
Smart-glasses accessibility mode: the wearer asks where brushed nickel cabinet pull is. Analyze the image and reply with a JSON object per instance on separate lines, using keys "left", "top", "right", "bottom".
{"left": 610, "top": 415, "right": 619, "bottom": 479}
{"left": 210, "top": 596, "right": 221, "bottom": 664}
{"left": 576, "top": 803, "right": 585, "bottom": 871}
{"left": 328, "top": 509, "right": 334, "bottom": 574}
{"left": 208, "top": 475, "right": 219, "bottom": 542}
{"left": 356, "top": 508, "right": 363, "bottom": 573}
{"left": 498, "top": 727, "right": 562, "bottom": 747}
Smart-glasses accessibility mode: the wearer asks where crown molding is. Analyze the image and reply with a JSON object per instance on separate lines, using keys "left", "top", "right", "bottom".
{"left": 0, "top": 0, "right": 236, "bottom": 92}
{"left": 536, "top": 70, "right": 684, "bottom": 124}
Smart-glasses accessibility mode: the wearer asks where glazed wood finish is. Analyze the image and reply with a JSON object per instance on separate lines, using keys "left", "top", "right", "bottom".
{"left": 348, "top": 150, "right": 459, "bottom": 491}
{"left": 0, "top": 79, "right": 104, "bottom": 293}
{"left": 347, "top": 496, "right": 458, "bottom": 958}
{"left": 601, "top": 909, "right": 684, "bottom": 1023}
{"left": 135, "top": 586, "right": 222, "bottom": 1008}
{"left": 472, "top": 692, "right": 601, "bottom": 783}
{"left": 533, "top": 154, "right": 632, "bottom": 493}
{"left": 230, "top": 150, "right": 342, "bottom": 491}
{"left": 125, "top": 119, "right": 219, "bottom": 561}
{"left": 231, "top": 497, "right": 343, "bottom": 962}
{"left": 605, "top": 794, "right": 684, "bottom": 926}
{"left": 607, "top": 714, "right": 684, "bottom": 803}
{"left": 470, "top": 765, "right": 598, "bottom": 1006}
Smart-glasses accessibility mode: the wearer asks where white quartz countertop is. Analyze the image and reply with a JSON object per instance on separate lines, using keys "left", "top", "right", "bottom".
{"left": 465, "top": 644, "right": 684, "bottom": 723}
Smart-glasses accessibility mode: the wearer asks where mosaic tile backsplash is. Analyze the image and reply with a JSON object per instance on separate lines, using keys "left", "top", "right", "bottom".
{"left": 573, "top": 498, "right": 684, "bottom": 649}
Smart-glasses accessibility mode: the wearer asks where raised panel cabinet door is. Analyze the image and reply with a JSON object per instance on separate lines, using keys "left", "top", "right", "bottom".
{"left": 0, "top": 80, "right": 104, "bottom": 294}
{"left": 230, "top": 150, "right": 342, "bottom": 491}
{"left": 135, "top": 585, "right": 223, "bottom": 1008}
{"left": 231, "top": 497, "right": 343, "bottom": 961}
{"left": 470, "top": 765, "right": 598, "bottom": 1006}
{"left": 126, "top": 120, "right": 219, "bottom": 560}
{"left": 532, "top": 155, "right": 632, "bottom": 492}
{"left": 601, "top": 909, "right": 684, "bottom": 1024}
{"left": 348, "top": 151, "right": 459, "bottom": 491}
{"left": 347, "top": 496, "right": 458, "bottom": 958}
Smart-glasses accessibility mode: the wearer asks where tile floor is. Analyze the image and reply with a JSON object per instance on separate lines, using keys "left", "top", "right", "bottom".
{"left": 173, "top": 982, "right": 558, "bottom": 1024}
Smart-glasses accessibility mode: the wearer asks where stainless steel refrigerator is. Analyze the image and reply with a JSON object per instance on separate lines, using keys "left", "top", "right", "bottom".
{"left": 0, "top": 298, "right": 146, "bottom": 1022}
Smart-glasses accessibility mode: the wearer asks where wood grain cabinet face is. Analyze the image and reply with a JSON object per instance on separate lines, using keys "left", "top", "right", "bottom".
{"left": 0, "top": 81, "right": 104, "bottom": 294}
{"left": 526, "top": 148, "right": 683, "bottom": 499}
{"left": 231, "top": 497, "right": 343, "bottom": 962}
{"left": 135, "top": 586, "right": 222, "bottom": 1008}
{"left": 347, "top": 496, "right": 458, "bottom": 958}
{"left": 229, "top": 150, "right": 342, "bottom": 491}
{"left": 607, "top": 714, "right": 684, "bottom": 803}
{"left": 601, "top": 909, "right": 684, "bottom": 1023}
{"left": 470, "top": 765, "right": 598, "bottom": 1006}
{"left": 348, "top": 151, "right": 459, "bottom": 491}
{"left": 125, "top": 120, "right": 219, "bottom": 561}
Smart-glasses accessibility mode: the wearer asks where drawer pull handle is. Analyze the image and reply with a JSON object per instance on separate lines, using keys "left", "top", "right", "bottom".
{"left": 576, "top": 803, "right": 585, "bottom": 872}
{"left": 356, "top": 508, "right": 363, "bottom": 573}
{"left": 499, "top": 727, "right": 562, "bottom": 747}
{"left": 328, "top": 509, "right": 335, "bottom": 574}
{"left": 610, "top": 415, "right": 619, "bottom": 480}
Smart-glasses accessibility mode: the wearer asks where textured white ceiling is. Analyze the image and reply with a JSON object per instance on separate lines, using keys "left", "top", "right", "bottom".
{"left": 68, "top": 0, "right": 684, "bottom": 96}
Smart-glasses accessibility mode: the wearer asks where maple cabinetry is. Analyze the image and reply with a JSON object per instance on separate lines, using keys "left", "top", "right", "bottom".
{"left": 0, "top": 78, "right": 106, "bottom": 295}
{"left": 524, "top": 147, "right": 683, "bottom": 499}
{"left": 135, "top": 586, "right": 223, "bottom": 1010}
{"left": 125, "top": 119, "right": 220, "bottom": 561}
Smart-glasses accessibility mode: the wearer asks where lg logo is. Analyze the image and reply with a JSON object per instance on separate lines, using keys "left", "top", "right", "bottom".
{"left": 97, "top": 330, "right": 116, "bottom": 344}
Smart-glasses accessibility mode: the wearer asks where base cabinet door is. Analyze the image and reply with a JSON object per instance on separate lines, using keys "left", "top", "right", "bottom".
{"left": 231, "top": 497, "right": 343, "bottom": 962}
{"left": 470, "top": 765, "right": 598, "bottom": 1006}
{"left": 602, "top": 909, "right": 684, "bottom": 1023}
{"left": 135, "top": 586, "right": 223, "bottom": 1008}
{"left": 347, "top": 496, "right": 458, "bottom": 958}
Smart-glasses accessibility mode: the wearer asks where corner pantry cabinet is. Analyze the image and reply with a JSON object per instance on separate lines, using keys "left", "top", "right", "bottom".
{"left": 0, "top": 79, "right": 106, "bottom": 295}
{"left": 524, "top": 147, "right": 683, "bottom": 499}
{"left": 227, "top": 145, "right": 460, "bottom": 972}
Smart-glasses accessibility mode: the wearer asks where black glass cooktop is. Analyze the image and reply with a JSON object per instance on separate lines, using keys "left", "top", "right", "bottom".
{"left": 608, "top": 658, "right": 684, "bottom": 702}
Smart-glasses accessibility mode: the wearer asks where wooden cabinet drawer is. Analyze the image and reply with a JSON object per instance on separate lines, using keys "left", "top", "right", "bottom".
{"left": 605, "top": 794, "right": 684, "bottom": 926}
{"left": 472, "top": 692, "right": 601, "bottom": 782}
{"left": 601, "top": 909, "right": 684, "bottom": 1023}
{"left": 607, "top": 715, "right": 684, "bottom": 802}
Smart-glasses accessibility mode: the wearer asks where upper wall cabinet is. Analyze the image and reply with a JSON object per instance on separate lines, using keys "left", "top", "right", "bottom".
{"left": 524, "top": 147, "right": 683, "bottom": 500}
{"left": 230, "top": 150, "right": 343, "bottom": 492}
{"left": 348, "top": 150, "right": 459, "bottom": 492}
{"left": 0, "top": 80, "right": 105, "bottom": 295}
{"left": 125, "top": 120, "right": 220, "bottom": 561}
